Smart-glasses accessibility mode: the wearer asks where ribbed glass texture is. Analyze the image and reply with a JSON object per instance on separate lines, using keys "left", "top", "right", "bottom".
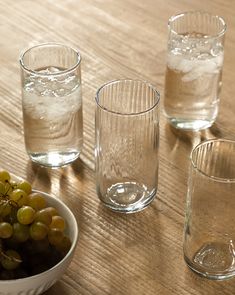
{"left": 164, "top": 11, "right": 226, "bottom": 131}
{"left": 184, "top": 139, "right": 235, "bottom": 280}
{"left": 95, "top": 79, "right": 160, "bottom": 213}
{"left": 169, "top": 11, "right": 226, "bottom": 37}
{"left": 20, "top": 43, "right": 83, "bottom": 168}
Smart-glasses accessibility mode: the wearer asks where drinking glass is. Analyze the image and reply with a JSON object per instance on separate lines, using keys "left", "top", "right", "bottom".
{"left": 95, "top": 79, "right": 160, "bottom": 213}
{"left": 20, "top": 43, "right": 83, "bottom": 168}
{"left": 184, "top": 139, "right": 235, "bottom": 280}
{"left": 164, "top": 11, "right": 226, "bottom": 131}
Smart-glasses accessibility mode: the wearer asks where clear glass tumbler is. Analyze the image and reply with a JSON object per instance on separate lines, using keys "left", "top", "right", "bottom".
{"left": 95, "top": 79, "right": 160, "bottom": 213}
{"left": 184, "top": 139, "right": 235, "bottom": 280}
{"left": 164, "top": 11, "right": 226, "bottom": 131}
{"left": 20, "top": 43, "right": 83, "bottom": 168}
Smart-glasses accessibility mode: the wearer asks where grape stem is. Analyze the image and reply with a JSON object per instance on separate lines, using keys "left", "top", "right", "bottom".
{"left": 0, "top": 240, "right": 22, "bottom": 264}
{"left": 0, "top": 180, "right": 12, "bottom": 198}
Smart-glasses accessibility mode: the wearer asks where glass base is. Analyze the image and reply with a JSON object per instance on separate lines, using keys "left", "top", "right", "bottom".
{"left": 168, "top": 117, "right": 214, "bottom": 131}
{"left": 184, "top": 242, "right": 235, "bottom": 280}
{"left": 28, "top": 151, "right": 81, "bottom": 168}
{"left": 98, "top": 182, "right": 156, "bottom": 213}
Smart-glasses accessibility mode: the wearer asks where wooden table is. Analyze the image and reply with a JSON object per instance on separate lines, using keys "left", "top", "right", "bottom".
{"left": 0, "top": 0, "right": 235, "bottom": 294}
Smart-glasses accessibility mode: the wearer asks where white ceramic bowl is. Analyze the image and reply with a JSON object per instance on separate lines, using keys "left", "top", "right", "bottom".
{"left": 0, "top": 190, "right": 79, "bottom": 295}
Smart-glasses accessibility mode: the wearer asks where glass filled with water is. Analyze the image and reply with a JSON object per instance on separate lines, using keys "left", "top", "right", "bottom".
{"left": 164, "top": 11, "right": 226, "bottom": 131}
{"left": 95, "top": 79, "right": 160, "bottom": 213}
{"left": 20, "top": 43, "right": 83, "bottom": 168}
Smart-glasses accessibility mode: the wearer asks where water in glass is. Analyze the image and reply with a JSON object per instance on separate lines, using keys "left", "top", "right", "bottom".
{"left": 22, "top": 67, "right": 83, "bottom": 167}
{"left": 164, "top": 33, "right": 224, "bottom": 130}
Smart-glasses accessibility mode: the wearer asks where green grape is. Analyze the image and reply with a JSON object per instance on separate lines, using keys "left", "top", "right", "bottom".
{"left": 48, "top": 228, "right": 64, "bottom": 246}
{"left": 0, "top": 170, "right": 10, "bottom": 183}
{"left": 50, "top": 215, "right": 65, "bottom": 231}
{"left": 10, "top": 189, "right": 29, "bottom": 207}
{"left": 0, "top": 200, "right": 12, "bottom": 217}
{"left": 4, "top": 181, "right": 13, "bottom": 195}
{"left": 0, "top": 222, "right": 13, "bottom": 238}
{"left": 28, "top": 193, "right": 46, "bottom": 211}
{"left": 34, "top": 208, "right": 52, "bottom": 226}
{"left": 43, "top": 206, "right": 58, "bottom": 217}
{"left": 30, "top": 222, "right": 48, "bottom": 240}
{"left": 17, "top": 206, "right": 35, "bottom": 225}
{"left": 0, "top": 181, "right": 6, "bottom": 196}
{"left": 12, "top": 222, "right": 30, "bottom": 242}
{"left": 10, "top": 180, "right": 17, "bottom": 189}
{"left": 16, "top": 180, "right": 32, "bottom": 195}
{"left": 55, "top": 235, "right": 71, "bottom": 254}
{"left": 1, "top": 249, "right": 22, "bottom": 270}
{"left": 4, "top": 206, "right": 17, "bottom": 224}
{"left": 0, "top": 171, "right": 71, "bottom": 276}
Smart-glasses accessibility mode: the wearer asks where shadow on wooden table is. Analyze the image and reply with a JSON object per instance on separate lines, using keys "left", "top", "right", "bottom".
{"left": 43, "top": 280, "right": 69, "bottom": 295}
{"left": 162, "top": 122, "right": 224, "bottom": 175}
{"left": 26, "top": 161, "right": 52, "bottom": 190}
{"left": 182, "top": 265, "right": 235, "bottom": 294}
{"left": 94, "top": 201, "right": 179, "bottom": 294}
{"left": 25, "top": 157, "right": 85, "bottom": 191}
{"left": 165, "top": 121, "right": 223, "bottom": 150}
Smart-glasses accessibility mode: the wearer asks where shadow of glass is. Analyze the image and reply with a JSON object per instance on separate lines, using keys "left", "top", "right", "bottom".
{"left": 92, "top": 201, "right": 182, "bottom": 294}
{"left": 182, "top": 264, "right": 235, "bottom": 294}
{"left": 26, "top": 160, "right": 51, "bottom": 191}
{"left": 43, "top": 280, "right": 71, "bottom": 295}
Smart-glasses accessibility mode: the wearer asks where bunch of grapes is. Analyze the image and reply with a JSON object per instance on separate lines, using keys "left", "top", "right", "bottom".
{"left": 0, "top": 170, "right": 71, "bottom": 279}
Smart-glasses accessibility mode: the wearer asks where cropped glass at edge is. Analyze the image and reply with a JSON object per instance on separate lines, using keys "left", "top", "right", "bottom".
{"left": 20, "top": 43, "right": 83, "bottom": 168}
{"left": 164, "top": 11, "right": 226, "bottom": 131}
{"left": 184, "top": 139, "right": 235, "bottom": 280}
{"left": 95, "top": 79, "right": 160, "bottom": 213}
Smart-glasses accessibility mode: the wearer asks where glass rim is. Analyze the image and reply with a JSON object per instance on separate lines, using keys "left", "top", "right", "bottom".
{"left": 191, "top": 138, "right": 235, "bottom": 183}
{"left": 95, "top": 79, "right": 160, "bottom": 116}
{"left": 19, "top": 42, "right": 81, "bottom": 77}
{"left": 168, "top": 11, "right": 227, "bottom": 39}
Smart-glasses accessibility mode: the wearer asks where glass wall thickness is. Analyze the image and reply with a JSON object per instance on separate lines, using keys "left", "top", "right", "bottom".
{"left": 20, "top": 43, "right": 83, "bottom": 168}
{"left": 164, "top": 11, "right": 226, "bottom": 131}
{"left": 184, "top": 139, "right": 235, "bottom": 280}
{"left": 95, "top": 79, "right": 160, "bottom": 213}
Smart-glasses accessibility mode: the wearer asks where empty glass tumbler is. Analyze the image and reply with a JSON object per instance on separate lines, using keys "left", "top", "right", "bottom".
{"left": 95, "top": 79, "right": 160, "bottom": 213}
{"left": 184, "top": 139, "right": 235, "bottom": 280}
{"left": 164, "top": 11, "right": 226, "bottom": 131}
{"left": 20, "top": 43, "right": 83, "bottom": 168}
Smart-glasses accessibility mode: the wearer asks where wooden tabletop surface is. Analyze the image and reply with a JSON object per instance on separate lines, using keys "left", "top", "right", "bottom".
{"left": 1, "top": 0, "right": 235, "bottom": 294}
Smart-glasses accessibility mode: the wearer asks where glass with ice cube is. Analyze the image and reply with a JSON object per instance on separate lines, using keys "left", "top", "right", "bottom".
{"left": 164, "top": 11, "right": 226, "bottom": 131}
{"left": 20, "top": 43, "right": 83, "bottom": 167}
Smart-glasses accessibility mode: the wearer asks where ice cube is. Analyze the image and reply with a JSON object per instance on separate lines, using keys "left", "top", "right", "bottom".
{"left": 47, "top": 66, "right": 61, "bottom": 73}
{"left": 182, "top": 69, "right": 201, "bottom": 82}
{"left": 181, "top": 57, "right": 221, "bottom": 82}
{"left": 34, "top": 83, "right": 46, "bottom": 94}
{"left": 38, "top": 67, "right": 60, "bottom": 74}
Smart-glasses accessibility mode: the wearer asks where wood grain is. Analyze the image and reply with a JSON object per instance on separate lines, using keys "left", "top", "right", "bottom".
{"left": 0, "top": 0, "right": 235, "bottom": 294}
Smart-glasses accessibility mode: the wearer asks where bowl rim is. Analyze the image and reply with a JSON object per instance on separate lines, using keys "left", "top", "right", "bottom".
{"left": 0, "top": 190, "right": 79, "bottom": 284}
